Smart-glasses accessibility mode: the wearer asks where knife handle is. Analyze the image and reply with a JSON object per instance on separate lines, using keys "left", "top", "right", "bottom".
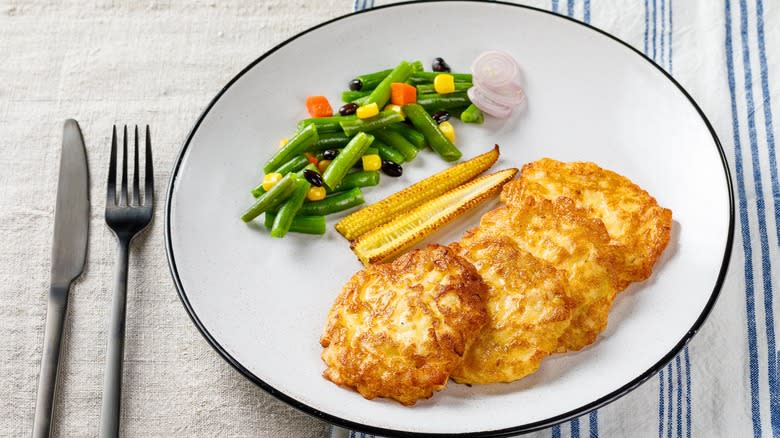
{"left": 99, "top": 238, "right": 130, "bottom": 438}
{"left": 32, "top": 285, "right": 69, "bottom": 438}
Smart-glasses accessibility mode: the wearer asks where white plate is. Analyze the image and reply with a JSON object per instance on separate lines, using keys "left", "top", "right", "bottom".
{"left": 164, "top": 2, "right": 733, "bottom": 436}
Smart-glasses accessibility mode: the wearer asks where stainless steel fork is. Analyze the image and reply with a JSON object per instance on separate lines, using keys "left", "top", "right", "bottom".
{"left": 99, "top": 125, "right": 153, "bottom": 438}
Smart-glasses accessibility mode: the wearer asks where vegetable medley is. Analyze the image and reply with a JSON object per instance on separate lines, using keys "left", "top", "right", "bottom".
{"left": 241, "top": 57, "right": 492, "bottom": 238}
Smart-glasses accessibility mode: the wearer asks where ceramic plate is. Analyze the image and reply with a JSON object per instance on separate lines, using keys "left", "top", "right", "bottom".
{"left": 165, "top": 1, "right": 733, "bottom": 436}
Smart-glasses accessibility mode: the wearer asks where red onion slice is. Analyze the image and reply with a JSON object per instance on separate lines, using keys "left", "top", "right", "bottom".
{"left": 468, "top": 87, "right": 513, "bottom": 119}
{"left": 472, "top": 75, "right": 526, "bottom": 106}
{"left": 471, "top": 50, "right": 520, "bottom": 89}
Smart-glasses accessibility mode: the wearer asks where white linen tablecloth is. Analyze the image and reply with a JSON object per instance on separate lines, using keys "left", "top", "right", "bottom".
{"left": 2, "top": 0, "right": 778, "bottom": 437}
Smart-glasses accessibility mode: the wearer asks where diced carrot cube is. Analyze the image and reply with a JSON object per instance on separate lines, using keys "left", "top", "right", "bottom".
{"left": 306, "top": 95, "right": 333, "bottom": 118}
{"left": 390, "top": 83, "right": 417, "bottom": 106}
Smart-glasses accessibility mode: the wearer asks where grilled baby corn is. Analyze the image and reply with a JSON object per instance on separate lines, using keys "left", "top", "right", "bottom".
{"left": 335, "top": 146, "right": 500, "bottom": 241}
{"left": 351, "top": 168, "right": 518, "bottom": 265}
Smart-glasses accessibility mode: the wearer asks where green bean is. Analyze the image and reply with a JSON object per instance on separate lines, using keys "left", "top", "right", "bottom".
{"left": 411, "top": 60, "right": 424, "bottom": 72}
{"left": 251, "top": 155, "right": 308, "bottom": 197}
{"left": 339, "top": 110, "right": 404, "bottom": 136}
{"left": 353, "top": 96, "right": 370, "bottom": 106}
{"left": 241, "top": 173, "right": 298, "bottom": 222}
{"left": 331, "top": 171, "right": 380, "bottom": 192}
{"left": 263, "top": 124, "right": 318, "bottom": 174}
{"left": 312, "top": 132, "right": 351, "bottom": 150}
{"left": 298, "top": 188, "right": 365, "bottom": 216}
{"left": 460, "top": 103, "right": 485, "bottom": 124}
{"left": 354, "top": 68, "right": 392, "bottom": 90}
{"left": 365, "top": 61, "right": 413, "bottom": 108}
{"left": 322, "top": 132, "right": 373, "bottom": 189}
{"left": 408, "top": 71, "right": 473, "bottom": 85}
{"left": 341, "top": 90, "right": 371, "bottom": 103}
{"left": 403, "top": 104, "right": 462, "bottom": 162}
{"left": 270, "top": 178, "right": 311, "bottom": 238}
{"left": 374, "top": 140, "right": 405, "bottom": 164}
{"left": 264, "top": 212, "right": 326, "bottom": 235}
{"left": 416, "top": 92, "right": 472, "bottom": 112}
{"left": 387, "top": 123, "right": 426, "bottom": 148}
{"left": 364, "top": 147, "right": 378, "bottom": 156}
{"left": 372, "top": 128, "right": 417, "bottom": 162}
{"left": 416, "top": 82, "right": 472, "bottom": 94}
{"left": 297, "top": 115, "right": 356, "bottom": 134}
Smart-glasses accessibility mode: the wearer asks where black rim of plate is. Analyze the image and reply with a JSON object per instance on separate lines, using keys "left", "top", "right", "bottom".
{"left": 164, "top": 1, "right": 735, "bottom": 436}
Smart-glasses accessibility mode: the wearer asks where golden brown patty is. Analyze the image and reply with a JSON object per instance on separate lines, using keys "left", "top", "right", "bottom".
{"left": 320, "top": 244, "right": 488, "bottom": 405}
{"left": 450, "top": 235, "right": 573, "bottom": 384}
{"left": 475, "top": 197, "right": 621, "bottom": 351}
{"left": 501, "top": 158, "right": 672, "bottom": 289}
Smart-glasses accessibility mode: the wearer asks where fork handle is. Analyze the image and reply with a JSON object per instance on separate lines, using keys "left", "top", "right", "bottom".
{"left": 32, "top": 285, "right": 69, "bottom": 438}
{"left": 99, "top": 238, "right": 130, "bottom": 438}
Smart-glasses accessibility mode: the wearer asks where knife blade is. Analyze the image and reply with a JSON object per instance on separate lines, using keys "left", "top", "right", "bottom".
{"left": 32, "top": 119, "right": 90, "bottom": 438}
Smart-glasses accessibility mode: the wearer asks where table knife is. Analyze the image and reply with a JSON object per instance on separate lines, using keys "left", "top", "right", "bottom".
{"left": 32, "top": 119, "right": 90, "bottom": 438}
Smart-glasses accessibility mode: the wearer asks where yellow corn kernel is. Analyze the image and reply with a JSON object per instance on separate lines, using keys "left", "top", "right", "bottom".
{"left": 278, "top": 138, "right": 289, "bottom": 148}
{"left": 384, "top": 104, "right": 405, "bottom": 118}
{"left": 351, "top": 168, "right": 518, "bottom": 265}
{"left": 307, "top": 186, "right": 326, "bottom": 201}
{"left": 356, "top": 102, "right": 379, "bottom": 119}
{"left": 261, "top": 172, "right": 283, "bottom": 191}
{"left": 361, "top": 154, "right": 382, "bottom": 171}
{"left": 438, "top": 120, "right": 456, "bottom": 143}
{"left": 335, "top": 146, "right": 500, "bottom": 241}
{"left": 434, "top": 74, "right": 455, "bottom": 94}
{"left": 317, "top": 159, "right": 332, "bottom": 173}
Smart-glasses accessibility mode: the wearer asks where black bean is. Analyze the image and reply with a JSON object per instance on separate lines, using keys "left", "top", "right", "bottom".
{"left": 303, "top": 169, "right": 323, "bottom": 187}
{"left": 339, "top": 102, "right": 359, "bottom": 116}
{"left": 432, "top": 57, "right": 451, "bottom": 73}
{"left": 381, "top": 160, "right": 403, "bottom": 177}
{"left": 349, "top": 79, "right": 363, "bottom": 91}
{"left": 322, "top": 149, "right": 339, "bottom": 160}
{"left": 431, "top": 111, "right": 451, "bottom": 124}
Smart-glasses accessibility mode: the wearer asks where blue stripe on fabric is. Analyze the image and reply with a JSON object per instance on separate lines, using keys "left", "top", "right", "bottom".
{"left": 725, "top": 0, "right": 763, "bottom": 436}
{"left": 755, "top": 2, "right": 780, "bottom": 246}
{"left": 651, "top": 0, "right": 657, "bottom": 60}
{"left": 684, "top": 347, "right": 691, "bottom": 438}
{"left": 659, "top": 368, "right": 665, "bottom": 438}
{"left": 552, "top": 0, "right": 559, "bottom": 13}
{"left": 571, "top": 418, "right": 581, "bottom": 438}
{"left": 660, "top": 0, "right": 665, "bottom": 68}
{"left": 644, "top": 0, "right": 649, "bottom": 54}
{"left": 552, "top": 424, "right": 561, "bottom": 438}
{"left": 584, "top": 0, "right": 590, "bottom": 23}
{"left": 666, "top": 363, "right": 673, "bottom": 438}
{"left": 668, "top": 0, "right": 674, "bottom": 72}
{"left": 738, "top": 0, "right": 780, "bottom": 434}
{"left": 567, "top": 0, "right": 574, "bottom": 16}
{"left": 754, "top": 0, "right": 780, "bottom": 246}
{"left": 675, "top": 355, "right": 683, "bottom": 438}
{"left": 349, "top": 431, "right": 356, "bottom": 438}
{"left": 352, "top": 0, "right": 358, "bottom": 12}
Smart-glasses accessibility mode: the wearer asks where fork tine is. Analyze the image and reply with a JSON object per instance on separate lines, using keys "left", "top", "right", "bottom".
{"left": 106, "top": 125, "right": 117, "bottom": 206}
{"left": 132, "top": 125, "right": 141, "bottom": 206}
{"left": 119, "top": 125, "right": 128, "bottom": 206}
{"left": 144, "top": 125, "right": 154, "bottom": 206}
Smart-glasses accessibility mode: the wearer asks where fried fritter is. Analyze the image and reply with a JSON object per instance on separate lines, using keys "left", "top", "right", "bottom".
{"left": 501, "top": 158, "right": 672, "bottom": 289}
{"left": 320, "top": 244, "right": 488, "bottom": 405}
{"left": 450, "top": 235, "right": 573, "bottom": 384}
{"left": 475, "top": 197, "right": 621, "bottom": 351}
